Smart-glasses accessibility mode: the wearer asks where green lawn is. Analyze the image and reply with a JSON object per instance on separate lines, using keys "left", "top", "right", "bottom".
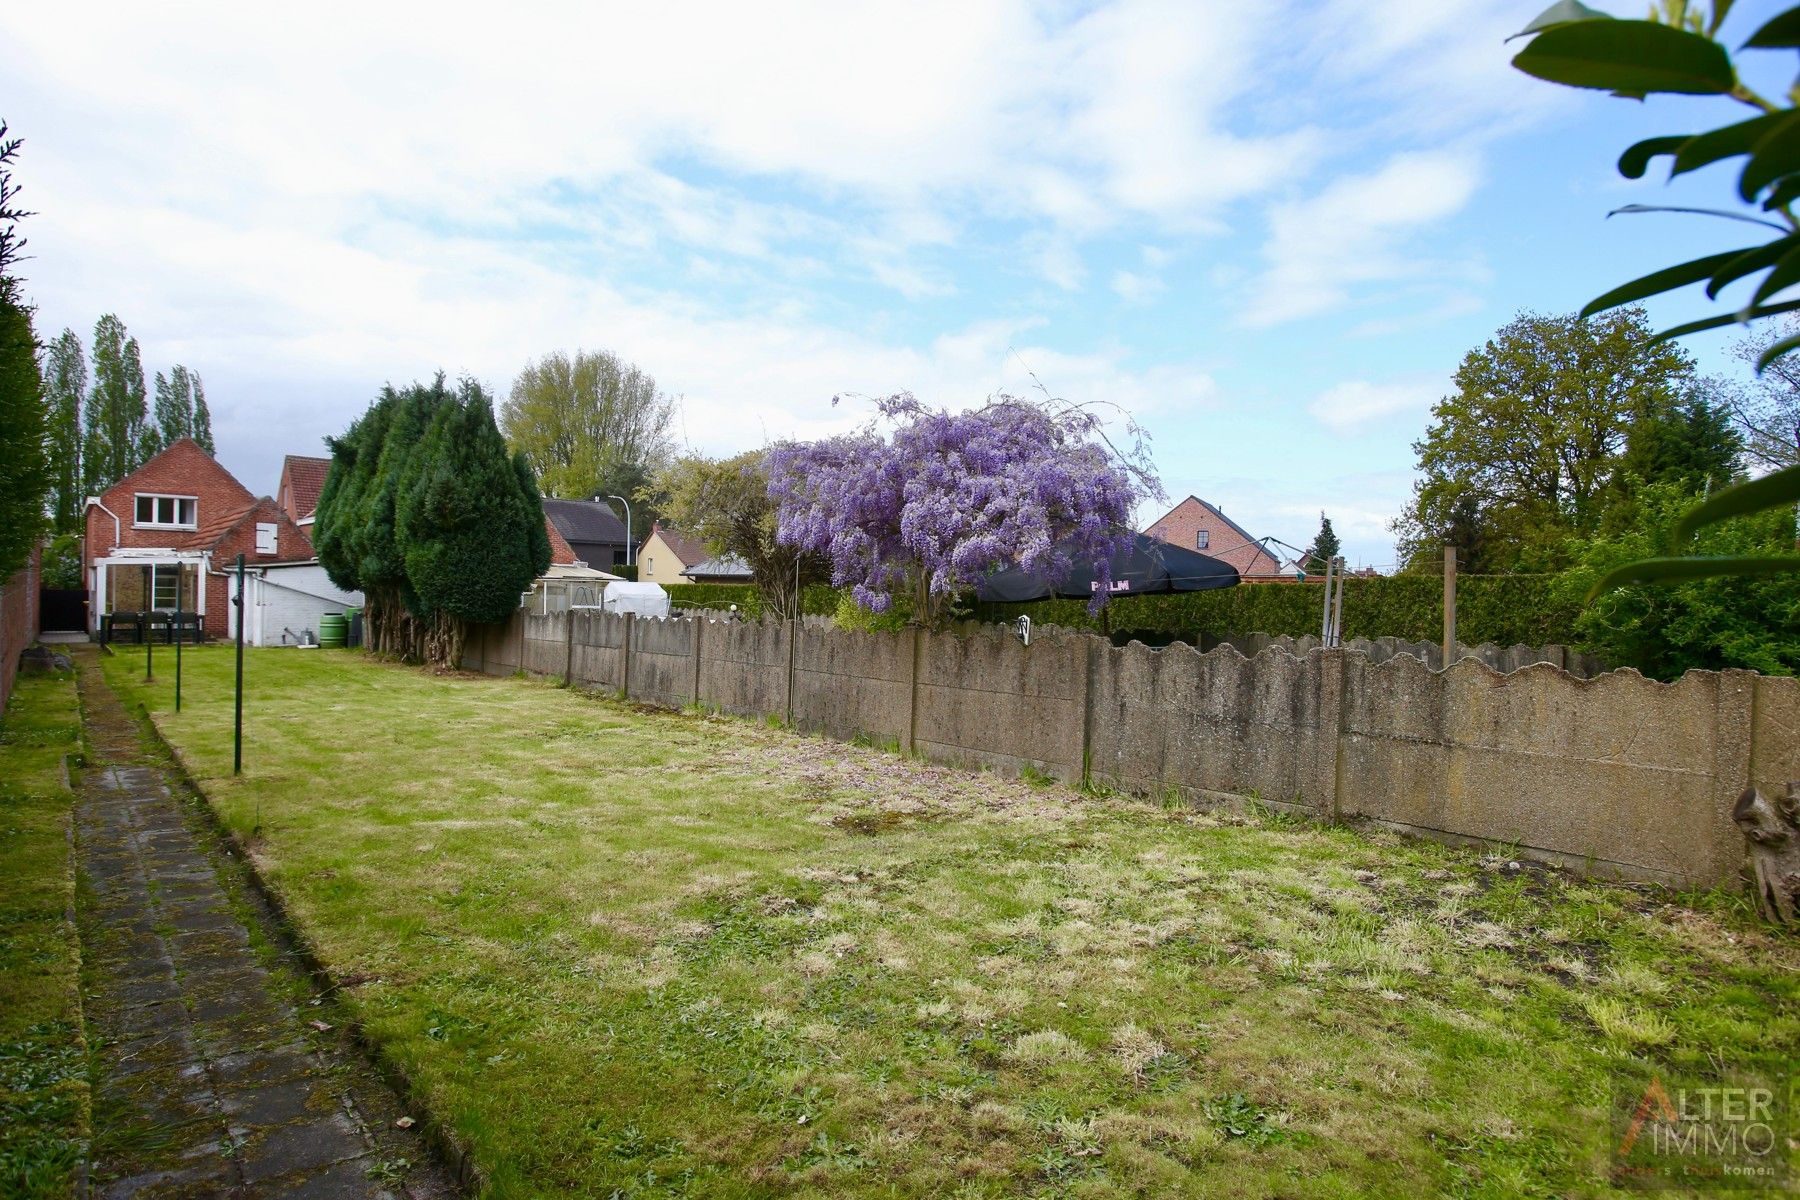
{"left": 0, "top": 665, "right": 89, "bottom": 1198}
{"left": 103, "top": 646, "right": 1797, "bottom": 1198}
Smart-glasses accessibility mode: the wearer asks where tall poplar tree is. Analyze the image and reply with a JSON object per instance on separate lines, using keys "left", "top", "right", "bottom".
{"left": 85, "top": 313, "right": 150, "bottom": 491}
{"left": 191, "top": 371, "right": 214, "bottom": 454}
{"left": 153, "top": 365, "right": 192, "bottom": 446}
{"left": 42, "top": 327, "right": 85, "bottom": 532}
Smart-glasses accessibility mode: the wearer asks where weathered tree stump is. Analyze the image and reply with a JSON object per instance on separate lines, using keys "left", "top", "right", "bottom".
{"left": 1734, "top": 782, "right": 1800, "bottom": 925}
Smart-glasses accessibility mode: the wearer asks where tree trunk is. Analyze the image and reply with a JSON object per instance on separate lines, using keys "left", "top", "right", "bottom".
{"left": 1735, "top": 783, "right": 1800, "bottom": 924}
{"left": 420, "top": 609, "right": 466, "bottom": 671}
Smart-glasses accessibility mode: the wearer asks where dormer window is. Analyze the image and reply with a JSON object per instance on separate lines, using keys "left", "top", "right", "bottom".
{"left": 135, "top": 494, "right": 197, "bottom": 529}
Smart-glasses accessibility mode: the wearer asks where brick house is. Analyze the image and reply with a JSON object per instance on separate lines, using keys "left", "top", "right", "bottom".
{"left": 1143, "top": 496, "right": 1285, "bottom": 578}
{"left": 275, "top": 453, "right": 332, "bottom": 528}
{"left": 83, "top": 439, "right": 315, "bottom": 639}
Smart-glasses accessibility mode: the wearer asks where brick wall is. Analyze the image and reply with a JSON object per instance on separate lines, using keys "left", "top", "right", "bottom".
{"left": 0, "top": 544, "right": 42, "bottom": 714}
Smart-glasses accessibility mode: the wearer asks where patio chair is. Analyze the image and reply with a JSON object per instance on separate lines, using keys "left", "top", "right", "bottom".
{"left": 102, "top": 611, "right": 145, "bottom": 645}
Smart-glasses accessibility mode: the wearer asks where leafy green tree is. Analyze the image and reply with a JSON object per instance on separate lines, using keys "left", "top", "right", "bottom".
{"left": 1510, "top": 2, "right": 1800, "bottom": 595}
{"left": 655, "top": 450, "right": 826, "bottom": 618}
{"left": 85, "top": 313, "right": 149, "bottom": 492}
{"left": 1614, "top": 390, "right": 1741, "bottom": 501}
{"left": 1553, "top": 480, "right": 1800, "bottom": 679}
{"left": 501, "top": 348, "right": 675, "bottom": 539}
{"left": 1721, "top": 317, "right": 1800, "bottom": 470}
{"left": 1393, "top": 307, "right": 1695, "bottom": 572}
{"left": 41, "top": 327, "right": 84, "bottom": 532}
{"left": 0, "top": 120, "right": 47, "bottom": 583}
{"left": 153, "top": 365, "right": 192, "bottom": 446}
{"left": 191, "top": 372, "right": 213, "bottom": 454}
{"left": 316, "top": 374, "right": 548, "bottom": 667}
{"left": 1303, "top": 511, "right": 1340, "bottom": 573}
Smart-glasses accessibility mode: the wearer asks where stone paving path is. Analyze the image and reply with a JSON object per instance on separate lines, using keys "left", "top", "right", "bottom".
{"left": 73, "top": 648, "right": 458, "bottom": 1199}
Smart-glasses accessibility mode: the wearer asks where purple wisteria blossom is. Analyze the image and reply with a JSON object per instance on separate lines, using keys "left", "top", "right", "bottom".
{"left": 767, "top": 393, "right": 1156, "bottom": 626}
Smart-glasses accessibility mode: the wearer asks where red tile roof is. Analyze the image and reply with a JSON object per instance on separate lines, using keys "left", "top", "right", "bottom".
{"left": 546, "top": 516, "right": 578, "bottom": 565}
{"left": 650, "top": 525, "right": 709, "bottom": 567}
{"left": 279, "top": 455, "right": 332, "bottom": 521}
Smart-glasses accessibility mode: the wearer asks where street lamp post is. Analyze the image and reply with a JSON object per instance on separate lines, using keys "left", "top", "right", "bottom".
{"left": 606, "top": 494, "right": 634, "bottom": 566}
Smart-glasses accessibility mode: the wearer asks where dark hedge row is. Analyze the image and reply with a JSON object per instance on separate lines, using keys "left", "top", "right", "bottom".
{"left": 662, "top": 575, "right": 1578, "bottom": 648}
{"left": 663, "top": 582, "right": 838, "bottom": 618}
{"left": 975, "top": 575, "right": 1579, "bottom": 647}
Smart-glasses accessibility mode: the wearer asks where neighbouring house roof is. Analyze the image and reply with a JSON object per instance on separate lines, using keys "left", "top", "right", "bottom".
{"left": 543, "top": 498, "right": 629, "bottom": 546}
{"left": 545, "top": 516, "right": 579, "bottom": 565}
{"left": 277, "top": 454, "right": 332, "bottom": 522}
{"left": 682, "top": 554, "right": 753, "bottom": 580}
{"left": 649, "top": 524, "right": 709, "bottom": 568}
{"left": 542, "top": 562, "right": 622, "bottom": 581}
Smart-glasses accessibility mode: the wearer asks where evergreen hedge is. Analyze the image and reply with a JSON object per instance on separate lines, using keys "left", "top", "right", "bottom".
{"left": 977, "top": 575, "right": 1578, "bottom": 647}
{"left": 663, "top": 582, "right": 837, "bottom": 618}
{"left": 659, "top": 575, "right": 1579, "bottom": 647}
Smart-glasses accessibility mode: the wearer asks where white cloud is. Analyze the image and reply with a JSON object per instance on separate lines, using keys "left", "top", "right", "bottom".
{"left": 1307, "top": 377, "right": 1444, "bottom": 432}
{"left": 1241, "top": 151, "right": 1483, "bottom": 327}
{"left": 0, "top": 0, "right": 1558, "bottom": 512}
{"left": 1111, "top": 270, "right": 1165, "bottom": 304}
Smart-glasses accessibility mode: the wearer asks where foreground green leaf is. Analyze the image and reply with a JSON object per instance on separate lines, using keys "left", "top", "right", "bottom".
{"left": 1579, "top": 250, "right": 1741, "bottom": 316}
{"left": 1513, "top": 20, "right": 1734, "bottom": 96}
{"left": 1743, "top": 6, "right": 1800, "bottom": 48}
{"left": 1674, "top": 463, "right": 1800, "bottom": 541}
{"left": 1586, "top": 553, "right": 1800, "bottom": 599}
{"left": 1510, "top": 0, "right": 1613, "bottom": 40}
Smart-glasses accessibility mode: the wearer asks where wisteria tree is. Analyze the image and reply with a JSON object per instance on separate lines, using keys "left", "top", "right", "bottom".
{"left": 767, "top": 392, "right": 1155, "bottom": 628}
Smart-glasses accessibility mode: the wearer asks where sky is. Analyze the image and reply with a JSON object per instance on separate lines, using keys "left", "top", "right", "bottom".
{"left": 3, "top": 0, "right": 1790, "bottom": 569}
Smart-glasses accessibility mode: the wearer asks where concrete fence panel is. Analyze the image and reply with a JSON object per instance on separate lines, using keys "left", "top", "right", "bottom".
{"left": 911, "top": 625, "right": 1088, "bottom": 779}
{"left": 1339, "top": 657, "right": 1731, "bottom": 883}
{"left": 464, "top": 607, "right": 1775, "bottom": 890}
{"left": 628, "top": 616, "right": 696, "bottom": 708}
{"left": 697, "top": 617, "right": 788, "bottom": 718}
{"left": 791, "top": 622, "right": 911, "bottom": 745}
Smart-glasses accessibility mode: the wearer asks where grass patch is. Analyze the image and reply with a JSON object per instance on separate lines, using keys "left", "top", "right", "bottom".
{"left": 105, "top": 646, "right": 1800, "bottom": 1198}
{"left": 0, "top": 667, "right": 89, "bottom": 1197}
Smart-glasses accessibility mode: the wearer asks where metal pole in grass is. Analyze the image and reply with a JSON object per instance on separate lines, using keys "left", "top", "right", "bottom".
{"left": 174, "top": 567, "right": 183, "bottom": 713}
{"left": 145, "top": 566, "right": 154, "bottom": 683}
{"left": 234, "top": 553, "right": 245, "bottom": 775}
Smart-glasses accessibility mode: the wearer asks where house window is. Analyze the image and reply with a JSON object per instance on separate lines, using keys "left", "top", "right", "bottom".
{"left": 134, "top": 494, "right": 197, "bottom": 529}
{"left": 151, "top": 564, "right": 183, "bottom": 610}
{"left": 255, "top": 523, "right": 278, "bottom": 555}
{"left": 1196, "top": 530, "right": 1210, "bottom": 549}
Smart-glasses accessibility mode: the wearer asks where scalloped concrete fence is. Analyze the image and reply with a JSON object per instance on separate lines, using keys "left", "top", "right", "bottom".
{"left": 464, "top": 609, "right": 1798, "bottom": 890}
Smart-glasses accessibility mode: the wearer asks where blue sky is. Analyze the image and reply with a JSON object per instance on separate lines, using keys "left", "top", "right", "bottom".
{"left": 3, "top": 1, "right": 1789, "bottom": 568}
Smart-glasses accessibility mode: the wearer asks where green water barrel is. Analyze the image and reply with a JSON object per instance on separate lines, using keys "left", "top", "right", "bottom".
{"left": 318, "top": 612, "right": 347, "bottom": 648}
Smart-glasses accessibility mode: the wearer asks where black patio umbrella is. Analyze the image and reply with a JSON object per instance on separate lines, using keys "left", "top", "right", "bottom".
{"left": 975, "top": 532, "right": 1240, "bottom": 603}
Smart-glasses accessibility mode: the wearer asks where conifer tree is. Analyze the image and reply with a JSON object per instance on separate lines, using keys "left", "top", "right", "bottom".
{"left": 1305, "top": 512, "right": 1340, "bottom": 573}
{"left": 316, "top": 374, "right": 548, "bottom": 666}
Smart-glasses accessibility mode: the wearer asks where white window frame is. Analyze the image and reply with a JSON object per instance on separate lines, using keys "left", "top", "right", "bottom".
{"left": 1196, "top": 529, "right": 1210, "bottom": 550}
{"left": 254, "top": 522, "right": 278, "bottom": 555}
{"left": 134, "top": 493, "right": 198, "bottom": 530}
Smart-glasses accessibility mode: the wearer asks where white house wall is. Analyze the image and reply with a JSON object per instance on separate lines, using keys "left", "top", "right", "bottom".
{"left": 245, "top": 565, "right": 363, "bottom": 647}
